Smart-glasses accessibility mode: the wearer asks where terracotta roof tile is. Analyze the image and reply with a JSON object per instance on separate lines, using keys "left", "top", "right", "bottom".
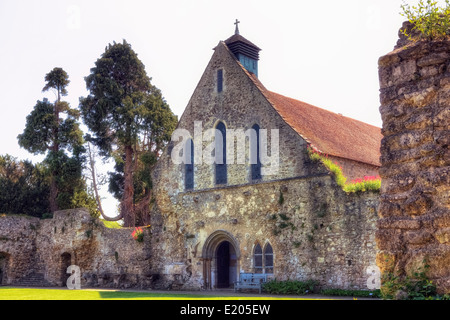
{"left": 264, "top": 90, "right": 382, "bottom": 167}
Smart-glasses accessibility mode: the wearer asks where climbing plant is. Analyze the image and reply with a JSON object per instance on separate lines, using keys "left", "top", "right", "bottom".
{"left": 306, "top": 145, "right": 381, "bottom": 193}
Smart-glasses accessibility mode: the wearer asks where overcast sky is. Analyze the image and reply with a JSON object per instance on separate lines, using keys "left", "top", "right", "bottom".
{"left": 0, "top": 0, "right": 431, "bottom": 216}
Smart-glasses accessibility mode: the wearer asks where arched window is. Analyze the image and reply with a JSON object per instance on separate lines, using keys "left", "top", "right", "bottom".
{"left": 264, "top": 243, "right": 274, "bottom": 274}
{"left": 215, "top": 121, "right": 227, "bottom": 185}
{"left": 254, "top": 242, "right": 274, "bottom": 274}
{"left": 254, "top": 243, "right": 263, "bottom": 274}
{"left": 251, "top": 124, "right": 261, "bottom": 181}
{"left": 185, "top": 138, "right": 194, "bottom": 190}
{"left": 217, "top": 69, "right": 223, "bottom": 93}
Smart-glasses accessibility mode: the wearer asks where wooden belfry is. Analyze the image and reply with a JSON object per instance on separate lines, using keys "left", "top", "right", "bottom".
{"left": 225, "top": 19, "right": 261, "bottom": 76}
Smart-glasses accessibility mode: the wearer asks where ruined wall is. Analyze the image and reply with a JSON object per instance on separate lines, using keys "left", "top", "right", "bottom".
{"left": 150, "top": 171, "right": 379, "bottom": 291}
{"left": 0, "top": 215, "right": 40, "bottom": 284}
{"left": 0, "top": 209, "right": 154, "bottom": 289}
{"left": 377, "top": 32, "right": 450, "bottom": 293}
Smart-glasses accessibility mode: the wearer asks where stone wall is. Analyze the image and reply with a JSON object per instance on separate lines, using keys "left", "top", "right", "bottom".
{"left": 147, "top": 39, "right": 381, "bottom": 291}
{"left": 0, "top": 37, "right": 382, "bottom": 293}
{"left": 377, "top": 32, "right": 450, "bottom": 293}
{"left": 166, "top": 41, "right": 324, "bottom": 193}
{"left": 150, "top": 168, "right": 379, "bottom": 291}
{"left": 0, "top": 215, "right": 40, "bottom": 284}
{"left": 0, "top": 209, "right": 154, "bottom": 289}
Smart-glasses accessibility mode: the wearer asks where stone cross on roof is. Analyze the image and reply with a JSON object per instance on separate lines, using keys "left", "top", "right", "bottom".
{"left": 234, "top": 19, "right": 240, "bottom": 35}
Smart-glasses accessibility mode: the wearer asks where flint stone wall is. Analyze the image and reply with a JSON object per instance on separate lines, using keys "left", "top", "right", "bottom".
{"left": 150, "top": 171, "right": 379, "bottom": 291}
{"left": 0, "top": 209, "right": 153, "bottom": 289}
{"left": 377, "top": 29, "right": 450, "bottom": 293}
{"left": 148, "top": 40, "right": 380, "bottom": 291}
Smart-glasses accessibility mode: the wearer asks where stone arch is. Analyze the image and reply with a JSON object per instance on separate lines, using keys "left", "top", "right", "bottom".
{"left": 250, "top": 123, "right": 261, "bottom": 181}
{"left": 184, "top": 138, "right": 194, "bottom": 190}
{"left": 215, "top": 121, "right": 227, "bottom": 185}
{"left": 211, "top": 119, "right": 229, "bottom": 131}
{"left": 0, "top": 252, "right": 10, "bottom": 286}
{"left": 60, "top": 252, "right": 72, "bottom": 287}
{"left": 201, "top": 230, "right": 240, "bottom": 290}
{"left": 253, "top": 242, "right": 263, "bottom": 273}
{"left": 263, "top": 242, "right": 274, "bottom": 274}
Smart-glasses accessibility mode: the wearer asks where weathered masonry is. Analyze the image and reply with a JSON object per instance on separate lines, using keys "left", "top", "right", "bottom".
{"left": 377, "top": 22, "right": 450, "bottom": 294}
{"left": 148, "top": 26, "right": 382, "bottom": 291}
{"left": 0, "top": 209, "right": 153, "bottom": 288}
{"left": 0, "top": 25, "right": 383, "bottom": 291}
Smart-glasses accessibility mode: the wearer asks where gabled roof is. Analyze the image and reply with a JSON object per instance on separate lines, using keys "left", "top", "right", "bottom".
{"left": 264, "top": 89, "right": 382, "bottom": 167}
{"left": 221, "top": 41, "right": 382, "bottom": 167}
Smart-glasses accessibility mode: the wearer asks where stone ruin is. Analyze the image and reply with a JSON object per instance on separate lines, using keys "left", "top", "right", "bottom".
{"left": 0, "top": 209, "right": 154, "bottom": 289}
{"left": 376, "top": 22, "right": 450, "bottom": 293}
{"left": 0, "top": 23, "right": 448, "bottom": 296}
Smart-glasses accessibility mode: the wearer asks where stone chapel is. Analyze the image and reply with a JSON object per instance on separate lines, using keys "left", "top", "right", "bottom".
{"left": 147, "top": 24, "right": 383, "bottom": 290}
{"left": 0, "top": 25, "right": 383, "bottom": 291}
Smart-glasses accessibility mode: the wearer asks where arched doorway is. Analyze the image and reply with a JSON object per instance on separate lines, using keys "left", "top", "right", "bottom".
{"left": 60, "top": 252, "right": 72, "bottom": 287}
{"left": 202, "top": 230, "right": 240, "bottom": 290}
{"left": 217, "top": 241, "right": 238, "bottom": 288}
{"left": 0, "top": 252, "right": 9, "bottom": 286}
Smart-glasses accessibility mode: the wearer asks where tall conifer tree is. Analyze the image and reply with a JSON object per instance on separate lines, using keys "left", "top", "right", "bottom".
{"left": 18, "top": 67, "right": 84, "bottom": 212}
{"left": 80, "top": 40, "right": 177, "bottom": 227}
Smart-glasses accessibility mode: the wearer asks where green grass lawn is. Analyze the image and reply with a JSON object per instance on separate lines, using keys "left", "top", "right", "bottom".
{"left": 0, "top": 287, "right": 318, "bottom": 300}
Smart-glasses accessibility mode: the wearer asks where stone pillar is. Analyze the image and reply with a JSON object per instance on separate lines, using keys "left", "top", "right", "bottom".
{"left": 377, "top": 27, "right": 450, "bottom": 294}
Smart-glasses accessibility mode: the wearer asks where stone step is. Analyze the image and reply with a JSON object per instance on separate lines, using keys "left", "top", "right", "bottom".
{"left": 14, "top": 273, "right": 53, "bottom": 287}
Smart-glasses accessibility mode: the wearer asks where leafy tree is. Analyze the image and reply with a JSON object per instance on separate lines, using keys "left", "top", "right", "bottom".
{"left": 80, "top": 40, "right": 177, "bottom": 227}
{"left": 43, "top": 145, "right": 99, "bottom": 218}
{"left": 0, "top": 155, "right": 50, "bottom": 217}
{"left": 18, "top": 67, "right": 84, "bottom": 212}
{"left": 0, "top": 153, "right": 99, "bottom": 218}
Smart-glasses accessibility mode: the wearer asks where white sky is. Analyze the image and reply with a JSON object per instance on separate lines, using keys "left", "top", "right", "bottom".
{"left": 0, "top": 0, "right": 430, "bottom": 216}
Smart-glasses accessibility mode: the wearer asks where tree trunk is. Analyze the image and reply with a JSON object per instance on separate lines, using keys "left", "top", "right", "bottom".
{"left": 50, "top": 94, "right": 60, "bottom": 213}
{"left": 87, "top": 143, "right": 123, "bottom": 221}
{"left": 49, "top": 176, "right": 58, "bottom": 213}
{"left": 122, "top": 145, "right": 135, "bottom": 227}
{"left": 135, "top": 189, "right": 152, "bottom": 226}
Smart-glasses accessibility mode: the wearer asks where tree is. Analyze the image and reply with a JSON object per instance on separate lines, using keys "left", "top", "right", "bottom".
{"left": 0, "top": 155, "right": 50, "bottom": 218}
{"left": 85, "top": 139, "right": 118, "bottom": 221}
{"left": 18, "top": 67, "right": 84, "bottom": 212}
{"left": 80, "top": 40, "right": 177, "bottom": 227}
